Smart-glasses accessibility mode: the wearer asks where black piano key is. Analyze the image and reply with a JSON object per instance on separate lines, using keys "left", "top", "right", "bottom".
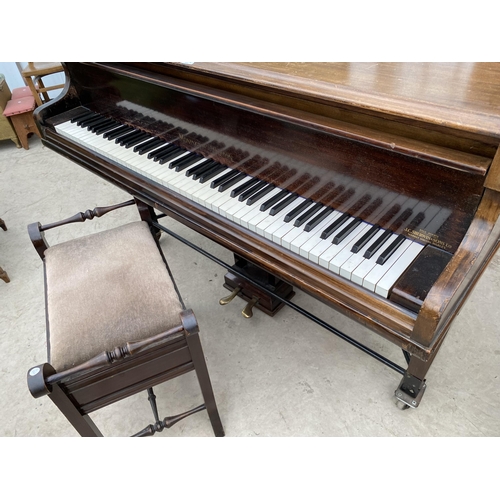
{"left": 70, "top": 110, "right": 94, "bottom": 123}
{"left": 260, "top": 190, "right": 288, "bottom": 212}
{"left": 284, "top": 199, "right": 313, "bottom": 223}
{"left": 376, "top": 234, "right": 406, "bottom": 265}
{"left": 171, "top": 152, "right": 201, "bottom": 170}
{"left": 80, "top": 115, "right": 105, "bottom": 127}
{"left": 87, "top": 117, "right": 113, "bottom": 131}
{"left": 218, "top": 172, "right": 247, "bottom": 192}
{"left": 192, "top": 160, "right": 219, "bottom": 180}
{"left": 103, "top": 125, "right": 130, "bottom": 139}
{"left": 125, "top": 132, "right": 151, "bottom": 148}
{"left": 293, "top": 202, "right": 323, "bottom": 227}
{"left": 186, "top": 159, "right": 214, "bottom": 177}
{"left": 373, "top": 211, "right": 426, "bottom": 265}
{"left": 134, "top": 138, "right": 163, "bottom": 154}
{"left": 238, "top": 180, "right": 269, "bottom": 202}
{"left": 230, "top": 177, "right": 260, "bottom": 198}
{"left": 320, "top": 213, "right": 350, "bottom": 239}
{"left": 175, "top": 154, "right": 205, "bottom": 172}
{"left": 363, "top": 230, "right": 393, "bottom": 259}
{"left": 118, "top": 130, "right": 145, "bottom": 145}
{"left": 304, "top": 207, "right": 334, "bottom": 232}
{"left": 92, "top": 120, "right": 119, "bottom": 134}
{"left": 149, "top": 144, "right": 177, "bottom": 160}
{"left": 332, "top": 217, "right": 362, "bottom": 244}
{"left": 199, "top": 165, "right": 228, "bottom": 183}
{"left": 246, "top": 184, "right": 275, "bottom": 205}
{"left": 114, "top": 129, "right": 138, "bottom": 143}
{"left": 76, "top": 113, "right": 100, "bottom": 126}
{"left": 351, "top": 224, "right": 380, "bottom": 253}
{"left": 95, "top": 123, "right": 122, "bottom": 136}
{"left": 210, "top": 169, "right": 239, "bottom": 188}
{"left": 269, "top": 193, "right": 298, "bottom": 215}
{"left": 158, "top": 147, "right": 187, "bottom": 165}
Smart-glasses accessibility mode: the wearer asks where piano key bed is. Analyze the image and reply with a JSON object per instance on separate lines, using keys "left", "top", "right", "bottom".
{"left": 54, "top": 108, "right": 455, "bottom": 304}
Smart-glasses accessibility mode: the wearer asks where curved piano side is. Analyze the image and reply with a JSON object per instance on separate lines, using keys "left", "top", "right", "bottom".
{"left": 411, "top": 187, "right": 500, "bottom": 360}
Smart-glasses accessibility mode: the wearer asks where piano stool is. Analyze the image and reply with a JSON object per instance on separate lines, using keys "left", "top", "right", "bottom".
{"left": 26, "top": 199, "right": 224, "bottom": 437}
{"left": 2, "top": 94, "right": 41, "bottom": 150}
{"left": 0, "top": 75, "right": 21, "bottom": 148}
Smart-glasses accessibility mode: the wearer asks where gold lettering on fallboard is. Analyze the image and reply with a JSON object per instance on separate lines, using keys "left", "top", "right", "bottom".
{"left": 403, "top": 228, "right": 452, "bottom": 250}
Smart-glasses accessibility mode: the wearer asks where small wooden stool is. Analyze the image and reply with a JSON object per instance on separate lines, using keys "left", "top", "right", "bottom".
{"left": 2, "top": 95, "right": 41, "bottom": 150}
{"left": 11, "top": 86, "right": 33, "bottom": 99}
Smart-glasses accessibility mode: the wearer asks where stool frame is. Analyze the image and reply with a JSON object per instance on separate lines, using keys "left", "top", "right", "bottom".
{"left": 26, "top": 198, "right": 224, "bottom": 437}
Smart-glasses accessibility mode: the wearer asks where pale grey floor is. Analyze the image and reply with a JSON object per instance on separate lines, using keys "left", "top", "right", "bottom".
{"left": 1, "top": 135, "right": 499, "bottom": 438}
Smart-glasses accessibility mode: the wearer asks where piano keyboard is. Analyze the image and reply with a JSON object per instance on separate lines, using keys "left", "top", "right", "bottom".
{"left": 54, "top": 109, "right": 453, "bottom": 301}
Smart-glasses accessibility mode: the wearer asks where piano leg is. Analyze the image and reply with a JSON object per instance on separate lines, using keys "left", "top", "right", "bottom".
{"left": 135, "top": 198, "right": 162, "bottom": 240}
{"left": 395, "top": 354, "right": 431, "bottom": 409}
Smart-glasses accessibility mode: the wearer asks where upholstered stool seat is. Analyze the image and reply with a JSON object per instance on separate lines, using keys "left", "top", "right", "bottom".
{"left": 45, "top": 221, "right": 183, "bottom": 371}
{"left": 11, "top": 86, "right": 33, "bottom": 99}
{"left": 27, "top": 200, "right": 224, "bottom": 437}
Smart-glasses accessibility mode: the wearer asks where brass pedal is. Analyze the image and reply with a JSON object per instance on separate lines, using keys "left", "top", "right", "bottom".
{"left": 242, "top": 297, "right": 259, "bottom": 318}
{"left": 219, "top": 286, "right": 242, "bottom": 305}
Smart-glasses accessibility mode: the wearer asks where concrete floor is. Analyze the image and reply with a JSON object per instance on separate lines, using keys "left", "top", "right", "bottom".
{"left": 1, "top": 135, "right": 499, "bottom": 438}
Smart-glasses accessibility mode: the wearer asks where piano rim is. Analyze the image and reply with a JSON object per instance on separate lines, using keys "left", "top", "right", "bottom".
{"left": 40, "top": 129, "right": 434, "bottom": 353}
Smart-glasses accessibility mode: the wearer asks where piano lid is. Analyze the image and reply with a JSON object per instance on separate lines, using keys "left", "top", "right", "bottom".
{"left": 158, "top": 62, "right": 500, "bottom": 141}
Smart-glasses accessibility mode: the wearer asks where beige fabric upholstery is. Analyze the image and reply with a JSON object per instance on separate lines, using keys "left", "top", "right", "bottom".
{"left": 44, "top": 221, "right": 183, "bottom": 371}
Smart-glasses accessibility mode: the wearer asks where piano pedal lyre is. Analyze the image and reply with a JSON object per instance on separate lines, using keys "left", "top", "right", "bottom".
{"left": 219, "top": 256, "right": 295, "bottom": 318}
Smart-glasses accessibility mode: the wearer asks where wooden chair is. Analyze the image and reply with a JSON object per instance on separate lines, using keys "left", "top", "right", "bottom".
{"left": 18, "top": 62, "right": 65, "bottom": 107}
{"left": 26, "top": 199, "right": 224, "bottom": 437}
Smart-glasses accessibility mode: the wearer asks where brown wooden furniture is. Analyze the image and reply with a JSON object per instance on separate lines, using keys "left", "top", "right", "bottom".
{"left": 0, "top": 75, "right": 21, "bottom": 148}
{"left": 18, "top": 62, "right": 65, "bottom": 107}
{"left": 32, "top": 63, "right": 500, "bottom": 409}
{"left": 2, "top": 94, "right": 41, "bottom": 149}
{"left": 27, "top": 199, "right": 224, "bottom": 437}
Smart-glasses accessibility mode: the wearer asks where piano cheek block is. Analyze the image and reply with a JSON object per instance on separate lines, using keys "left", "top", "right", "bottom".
{"left": 389, "top": 246, "right": 453, "bottom": 313}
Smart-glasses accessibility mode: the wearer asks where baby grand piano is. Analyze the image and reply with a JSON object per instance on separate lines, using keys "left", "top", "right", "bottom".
{"left": 33, "top": 62, "right": 500, "bottom": 409}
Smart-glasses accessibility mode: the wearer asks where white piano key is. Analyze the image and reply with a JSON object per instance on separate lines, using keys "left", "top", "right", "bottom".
{"left": 297, "top": 211, "right": 343, "bottom": 258}
{"left": 293, "top": 210, "right": 342, "bottom": 263}
{"left": 328, "top": 223, "right": 372, "bottom": 274}
{"left": 362, "top": 239, "right": 413, "bottom": 292}
{"left": 339, "top": 227, "right": 386, "bottom": 280}
{"left": 258, "top": 198, "right": 306, "bottom": 239}
{"left": 351, "top": 233, "right": 398, "bottom": 286}
{"left": 231, "top": 187, "right": 281, "bottom": 226}
{"left": 236, "top": 188, "right": 283, "bottom": 228}
{"left": 318, "top": 221, "right": 367, "bottom": 269}
{"left": 308, "top": 216, "right": 353, "bottom": 264}
{"left": 375, "top": 242, "right": 425, "bottom": 297}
